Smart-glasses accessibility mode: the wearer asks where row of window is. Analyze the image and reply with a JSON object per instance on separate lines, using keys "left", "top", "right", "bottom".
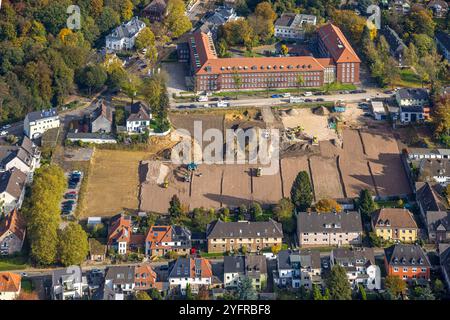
{"left": 393, "top": 267, "right": 427, "bottom": 273}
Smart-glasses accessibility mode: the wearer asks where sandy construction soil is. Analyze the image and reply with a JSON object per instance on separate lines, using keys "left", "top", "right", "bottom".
{"left": 309, "top": 155, "right": 345, "bottom": 200}
{"left": 280, "top": 108, "right": 338, "bottom": 141}
{"left": 80, "top": 149, "right": 150, "bottom": 217}
{"left": 280, "top": 157, "right": 310, "bottom": 199}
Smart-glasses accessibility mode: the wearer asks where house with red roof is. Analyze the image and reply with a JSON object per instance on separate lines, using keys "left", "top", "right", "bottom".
{"left": 0, "top": 272, "right": 21, "bottom": 300}
{"left": 145, "top": 225, "right": 192, "bottom": 257}
{"left": 0, "top": 209, "right": 26, "bottom": 255}
{"left": 107, "top": 214, "right": 133, "bottom": 255}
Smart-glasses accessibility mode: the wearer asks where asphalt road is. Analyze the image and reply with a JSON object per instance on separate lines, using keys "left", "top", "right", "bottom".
{"left": 171, "top": 89, "right": 393, "bottom": 110}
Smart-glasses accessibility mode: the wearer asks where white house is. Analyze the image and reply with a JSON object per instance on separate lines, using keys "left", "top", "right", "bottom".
{"left": 0, "top": 168, "right": 27, "bottom": 213}
{"left": 24, "top": 108, "right": 60, "bottom": 139}
{"left": 104, "top": 266, "right": 136, "bottom": 294}
{"left": 105, "top": 17, "right": 146, "bottom": 51}
{"left": 51, "top": 269, "right": 88, "bottom": 300}
{"left": 0, "top": 272, "right": 21, "bottom": 300}
{"left": 371, "top": 101, "right": 387, "bottom": 121}
{"left": 396, "top": 88, "right": 429, "bottom": 107}
{"left": 274, "top": 13, "right": 317, "bottom": 40}
{"left": 330, "top": 247, "right": 381, "bottom": 290}
{"left": 168, "top": 257, "right": 212, "bottom": 294}
{"left": 126, "top": 102, "right": 152, "bottom": 134}
{"left": 223, "top": 256, "right": 245, "bottom": 288}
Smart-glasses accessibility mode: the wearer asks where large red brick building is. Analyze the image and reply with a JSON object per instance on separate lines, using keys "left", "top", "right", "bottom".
{"left": 188, "top": 23, "right": 360, "bottom": 92}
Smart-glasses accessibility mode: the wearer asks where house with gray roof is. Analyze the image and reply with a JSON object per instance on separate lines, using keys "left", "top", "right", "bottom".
{"left": 381, "top": 26, "right": 406, "bottom": 65}
{"left": 274, "top": 249, "right": 321, "bottom": 289}
{"left": 297, "top": 211, "right": 363, "bottom": 247}
{"left": 330, "top": 247, "right": 380, "bottom": 290}
{"left": 143, "top": 0, "right": 168, "bottom": 22}
{"left": 206, "top": 219, "right": 283, "bottom": 253}
{"left": 126, "top": 102, "right": 152, "bottom": 134}
{"left": 0, "top": 136, "right": 40, "bottom": 178}
{"left": 384, "top": 244, "right": 431, "bottom": 283}
{"left": 91, "top": 100, "right": 113, "bottom": 133}
{"left": 427, "top": 211, "right": 450, "bottom": 243}
{"left": 0, "top": 168, "right": 27, "bottom": 213}
{"left": 198, "top": 6, "right": 240, "bottom": 39}
{"left": 396, "top": 88, "right": 429, "bottom": 123}
{"left": 416, "top": 182, "right": 448, "bottom": 223}
{"left": 245, "top": 255, "right": 268, "bottom": 291}
{"left": 439, "top": 243, "right": 450, "bottom": 289}
{"left": 274, "top": 13, "right": 317, "bottom": 40}
{"left": 223, "top": 256, "right": 245, "bottom": 288}
{"left": 24, "top": 108, "right": 60, "bottom": 139}
{"left": 51, "top": 268, "right": 88, "bottom": 300}
{"left": 105, "top": 17, "right": 146, "bottom": 52}
{"left": 104, "top": 266, "right": 136, "bottom": 295}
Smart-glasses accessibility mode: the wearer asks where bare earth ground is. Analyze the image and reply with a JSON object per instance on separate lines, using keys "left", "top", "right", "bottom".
{"left": 221, "top": 164, "right": 253, "bottom": 207}
{"left": 280, "top": 157, "right": 310, "bottom": 199}
{"left": 80, "top": 149, "right": 152, "bottom": 217}
{"left": 309, "top": 155, "right": 344, "bottom": 200}
{"left": 280, "top": 108, "right": 338, "bottom": 141}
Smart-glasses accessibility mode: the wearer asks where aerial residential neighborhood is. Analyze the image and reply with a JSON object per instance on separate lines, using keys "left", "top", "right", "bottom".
{"left": 0, "top": 0, "right": 449, "bottom": 308}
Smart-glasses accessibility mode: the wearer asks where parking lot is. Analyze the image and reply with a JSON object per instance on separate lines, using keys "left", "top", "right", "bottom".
{"left": 60, "top": 171, "right": 83, "bottom": 217}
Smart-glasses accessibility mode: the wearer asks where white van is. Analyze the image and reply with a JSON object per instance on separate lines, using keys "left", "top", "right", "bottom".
{"left": 282, "top": 92, "right": 291, "bottom": 98}
{"left": 217, "top": 101, "right": 229, "bottom": 107}
{"left": 290, "top": 96, "right": 304, "bottom": 103}
{"left": 303, "top": 91, "right": 313, "bottom": 97}
{"left": 197, "top": 95, "right": 208, "bottom": 102}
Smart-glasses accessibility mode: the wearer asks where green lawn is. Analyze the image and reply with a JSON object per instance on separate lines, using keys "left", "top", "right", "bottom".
{"left": 0, "top": 255, "right": 29, "bottom": 272}
{"left": 21, "top": 279, "right": 33, "bottom": 292}
{"left": 395, "top": 69, "right": 423, "bottom": 88}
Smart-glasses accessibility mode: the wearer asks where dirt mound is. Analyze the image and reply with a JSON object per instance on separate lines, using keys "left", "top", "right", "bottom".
{"left": 140, "top": 160, "right": 170, "bottom": 185}
{"left": 287, "top": 109, "right": 299, "bottom": 116}
{"left": 313, "top": 106, "right": 330, "bottom": 116}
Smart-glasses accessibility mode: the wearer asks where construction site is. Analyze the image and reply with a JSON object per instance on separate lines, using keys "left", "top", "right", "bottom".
{"left": 138, "top": 105, "right": 412, "bottom": 214}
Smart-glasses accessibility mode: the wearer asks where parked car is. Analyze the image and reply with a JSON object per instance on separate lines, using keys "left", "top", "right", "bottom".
{"left": 305, "top": 98, "right": 313, "bottom": 102}
{"left": 64, "top": 193, "right": 77, "bottom": 199}
{"left": 316, "top": 98, "right": 325, "bottom": 102}
{"left": 2, "top": 124, "right": 11, "bottom": 129}
{"left": 271, "top": 94, "right": 282, "bottom": 98}
{"left": 0, "top": 131, "right": 7, "bottom": 136}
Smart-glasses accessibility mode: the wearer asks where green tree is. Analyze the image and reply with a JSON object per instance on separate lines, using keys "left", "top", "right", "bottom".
{"left": 432, "top": 279, "right": 445, "bottom": 299}
{"left": 185, "top": 283, "right": 194, "bottom": 300}
{"left": 237, "top": 277, "right": 257, "bottom": 300}
{"left": 296, "top": 74, "right": 304, "bottom": 95}
{"left": 135, "top": 291, "right": 151, "bottom": 300}
{"left": 168, "top": 195, "right": 183, "bottom": 222}
{"left": 250, "top": 202, "right": 263, "bottom": 220}
{"left": 58, "top": 222, "right": 89, "bottom": 266}
{"left": 410, "top": 285, "right": 435, "bottom": 300}
{"left": 76, "top": 65, "right": 107, "bottom": 95}
{"left": 273, "top": 198, "right": 295, "bottom": 233}
{"left": 290, "top": 171, "right": 313, "bottom": 211}
{"left": 325, "top": 265, "right": 352, "bottom": 300}
{"left": 385, "top": 275, "right": 407, "bottom": 299}
{"left": 232, "top": 71, "right": 242, "bottom": 97}
{"left": 357, "top": 189, "right": 377, "bottom": 220}
{"left": 280, "top": 44, "right": 289, "bottom": 56}
{"left": 135, "top": 27, "right": 156, "bottom": 50}
{"left": 165, "top": 0, "right": 192, "bottom": 38}
{"left": 358, "top": 285, "right": 367, "bottom": 300}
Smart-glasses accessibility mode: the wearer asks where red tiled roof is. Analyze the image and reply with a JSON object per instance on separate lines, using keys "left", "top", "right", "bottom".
{"left": 317, "top": 23, "right": 361, "bottom": 63}
{"left": 107, "top": 214, "right": 132, "bottom": 245}
{"left": 191, "top": 258, "right": 212, "bottom": 278}
{"left": 0, "top": 209, "right": 26, "bottom": 242}
{"left": 0, "top": 272, "right": 21, "bottom": 292}
{"left": 145, "top": 225, "right": 173, "bottom": 249}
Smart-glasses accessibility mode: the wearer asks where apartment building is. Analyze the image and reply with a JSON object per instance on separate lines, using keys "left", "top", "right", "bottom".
{"left": 371, "top": 208, "right": 419, "bottom": 243}
{"left": 206, "top": 219, "right": 283, "bottom": 253}
{"left": 384, "top": 244, "right": 431, "bottom": 283}
{"left": 24, "top": 108, "right": 60, "bottom": 139}
{"left": 187, "top": 23, "right": 360, "bottom": 92}
{"left": 297, "top": 211, "right": 363, "bottom": 247}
